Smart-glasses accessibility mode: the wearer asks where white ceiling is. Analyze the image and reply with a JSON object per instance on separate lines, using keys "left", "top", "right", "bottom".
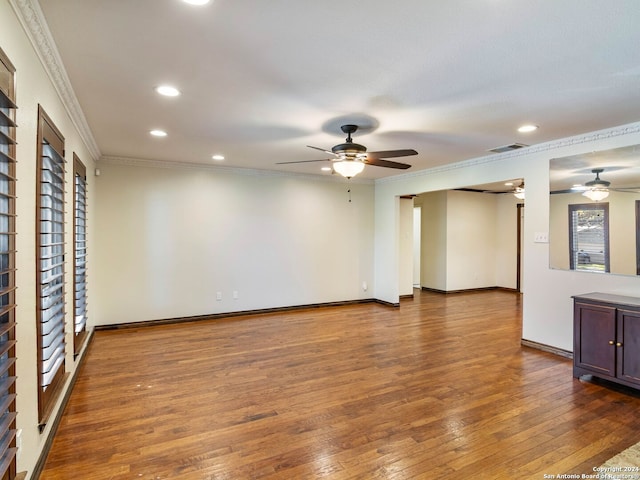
{"left": 37, "top": 0, "right": 640, "bottom": 180}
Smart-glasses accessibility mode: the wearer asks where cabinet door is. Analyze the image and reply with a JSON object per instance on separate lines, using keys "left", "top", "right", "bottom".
{"left": 574, "top": 302, "right": 616, "bottom": 377}
{"left": 617, "top": 309, "right": 640, "bottom": 386}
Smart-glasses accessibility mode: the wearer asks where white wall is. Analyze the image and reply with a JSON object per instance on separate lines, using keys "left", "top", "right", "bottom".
{"left": 374, "top": 122, "right": 640, "bottom": 352}
{"left": 1, "top": 2, "right": 98, "bottom": 477}
{"left": 445, "top": 190, "right": 498, "bottom": 291}
{"left": 93, "top": 160, "right": 375, "bottom": 325}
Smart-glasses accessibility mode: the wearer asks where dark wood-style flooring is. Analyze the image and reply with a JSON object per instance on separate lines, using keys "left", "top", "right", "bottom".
{"left": 39, "top": 290, "right": 640, "bottom": 479}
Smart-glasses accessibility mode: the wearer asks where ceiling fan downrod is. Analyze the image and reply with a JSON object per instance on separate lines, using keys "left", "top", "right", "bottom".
{"left": 341, "top": 124, "right": 358, "bottom": 143}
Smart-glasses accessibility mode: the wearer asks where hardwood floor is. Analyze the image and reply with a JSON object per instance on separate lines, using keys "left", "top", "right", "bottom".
{"left": 39, "top": 290, "right": 640, "bottom": 479}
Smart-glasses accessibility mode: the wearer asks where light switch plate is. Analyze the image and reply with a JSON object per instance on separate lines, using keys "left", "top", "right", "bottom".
{"left": 534, "top": 232, "right": 549, "bottom": 243}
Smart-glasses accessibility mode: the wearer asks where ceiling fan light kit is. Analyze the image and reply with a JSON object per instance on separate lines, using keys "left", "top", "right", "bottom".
{"left": 582, "top": 188, "right": 610, "bottom": 201}
{"left": 578, "top": 168, "right": 611, "bottom": 201}
{"left": 333, "top": 160, "right": 365, "bottom": 179}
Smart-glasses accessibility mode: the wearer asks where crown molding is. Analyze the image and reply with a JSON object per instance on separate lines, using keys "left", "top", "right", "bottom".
{"left": 376, "top": 121, "right": 640, "bottom": 185}
{"left": 99, "top": 155, "right": 375, "bottom": 185}
{"left": 9, "top": 0, "right": 101, "bottom": 161}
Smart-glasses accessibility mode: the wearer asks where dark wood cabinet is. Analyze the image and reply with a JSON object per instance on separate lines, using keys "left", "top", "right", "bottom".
{"left": 573, "top": 292, "right": 640, "bottom": 389}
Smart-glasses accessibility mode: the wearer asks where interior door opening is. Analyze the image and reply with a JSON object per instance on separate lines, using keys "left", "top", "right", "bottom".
{"left": 413, "top": 206, "right": 421, "bottom": 289}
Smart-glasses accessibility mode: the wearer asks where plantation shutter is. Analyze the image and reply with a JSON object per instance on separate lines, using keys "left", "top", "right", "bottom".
{"left": 37, "top": 106, "right": 67, "bottom": 423}
{"left": 73, "top": 155, "right": 88, "bottom": 355}
{"left": 0, "top": 47, "right": 17, "bottom": 480}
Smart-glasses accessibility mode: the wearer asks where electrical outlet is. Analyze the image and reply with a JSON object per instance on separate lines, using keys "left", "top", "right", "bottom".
{"left": 233, "top": 290, "right": 238, "bottom": 300}
{"left": 216, "top": 291, "right": 222, "bottom": 301}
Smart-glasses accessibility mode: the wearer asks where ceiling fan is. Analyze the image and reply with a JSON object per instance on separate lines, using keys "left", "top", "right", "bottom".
{"left": 511, "top": 181, "right": 525, "bottom": 199}
{"left": 458, "top": 179, "right": 525, "bottom": 199}
{"left": 276, "top": 124, "right": 418, "bottom": 178}
{"left": 573, "top": 168, "right": 611, "bottom": 201}
{"left": 555, "top": 168, "right": 640, "bottom": 201}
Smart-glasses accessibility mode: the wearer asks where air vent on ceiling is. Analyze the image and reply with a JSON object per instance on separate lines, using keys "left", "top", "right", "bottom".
{"left": 488, "top": 143, "right": 529, "bottom": 154}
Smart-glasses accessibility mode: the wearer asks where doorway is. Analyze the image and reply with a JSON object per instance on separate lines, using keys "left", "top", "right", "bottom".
{"left": 413, "top": 206, "right": 421, "bottom": 288}
{"left": 517, "top": 203, "right": 524, "bottom": 292}
{"left": 403, "top": 190, "right": 524, "bottom": 294}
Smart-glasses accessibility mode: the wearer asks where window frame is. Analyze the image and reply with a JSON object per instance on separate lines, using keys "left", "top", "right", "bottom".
{"left": 73, "top": 154, "right": 88, "bottom": 356}
{"left": 568, "top": 202, "right": 610, "bottom": 273}
{"left": 36, "top": 105, "right": 67, "bottom": 425}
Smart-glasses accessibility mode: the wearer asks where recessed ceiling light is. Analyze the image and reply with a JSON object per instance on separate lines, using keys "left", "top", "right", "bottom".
{"left": 150, "top": 129, "right": 167, "bottom": 137}
{"left": 183, "top": 0, "right": 210, "bottom": 5}
{"left": 155, "top": 85, "right": 181, "bottom": 97}
{"left": 321, "top": 167, "right": 332, "bottom": 172}
{"left": 517, "top": 124, "right": 539, "bottom": 133}
{"left": 212, "top": 154, "right": 225, "bottom": 161}
{"left": 504, "top": 182, "right": 514, "bottom": 186}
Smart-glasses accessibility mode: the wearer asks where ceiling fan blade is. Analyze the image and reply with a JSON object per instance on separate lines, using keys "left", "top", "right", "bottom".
{"left": 307, "top": 145, "right": 339, "bottom": 157}
{"left": 611, "top": 187, "right": 640, "bottom": 192}
{"left": 367, "top": 149, "right": 418, "bottom": 159}
{"left": 364, "top": 158, "right": 411, "bottom": 169}
{"left": 276, "top": 158, "right": 331, "bottom": 165}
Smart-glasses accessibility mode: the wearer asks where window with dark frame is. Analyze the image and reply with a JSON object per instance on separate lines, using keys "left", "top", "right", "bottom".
{"left": 568, "top": 203, "right": 610, "bottom": 273}
{"left": 36, "top": 106, "right": 67, "bottom": 425}
{"left": 0, "top": 46, "right": 17, "bottom": 480}
{"left": 73, "top": 154, "right": 88, "bottom": 355}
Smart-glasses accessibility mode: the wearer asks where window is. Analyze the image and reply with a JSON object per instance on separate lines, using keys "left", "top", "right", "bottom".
{"left": 568, "top": 203, "right": 610, "bottom": 273}
{"left": 0, "top": 47, "right": 17, "bottom": 480}
{"left": 73, "top": 155, "right": 88, "bottom": 355}
{"left": 36, "top": 106, "right": 67, "bottom": 424}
